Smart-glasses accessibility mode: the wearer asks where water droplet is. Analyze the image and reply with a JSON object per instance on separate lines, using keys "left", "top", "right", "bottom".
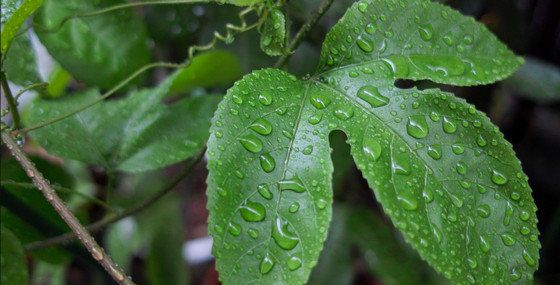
{"left": 522, "top": 250, "right": 536, "bottom": 266}
{"left": 228, "top": 221, "right": 241, "bottom": 236}
{"left": 456, "top": 162, "right": 467, "bottom": 174}
{"left": 288, "top": 255, "right": 302, "bottom": 270}
{"left": 479, "top": 235, "right": 490, "bottom": 252}
{"left": 310, "top": 93, "right": 331, "bottom": 109}
{"left": 238, "top": 135, "right": 263, "bottom": 153}
{"left": 248, "top": 228, "right": 259, "bottom": 238}
{"left": 429, "top": 111, "right": 440, "bottom": 122}
{"left": 279, "top": 176, "right": 307, "bottom": 193}
{"left": 235, "top": 170, "right": 245, "bottom": 179}
{"left": 316, "top": 199, "right": 327, "bottom": 209}
{"left": 259, "top": 91, "right": 273, "bottom": 105}
{"left": 476, "top": 134, "right": 487, "bottom": 147}
{"left": 392, "top": 155, "right": 410, "bottom": 175}
{"left": 477, "top": 205, "right": 491, "bottom": 218}
{"left": 409, "top": 55, "right": 465, "bottom": 77}
{"left": 448, "top": 192, "right": 463, "bottom": 207}
{"left": 384, "top": 29, "right": 394, "bottom": 38}
{"left": 443, "top": 32, "right": 454, "bottom": 46}
{"left": 272, "top": 217, "right": 300, "bottom": 250}
{"left": 431, "top": 223, "right": 443, "bottom": 243}
{"left": 217, "top": 187, "right": 227, "bottom": 197}
{"left": 334, "top": 106, "right": 354, "bottom": 120}
{"left": 240, "top": 201, "right": 266, "bottom": 222}
{"left": 308, "top": 114, "right": 323, "bottom": 125}
{"left": 520, "top": 226, "right": 530, "bottom": 235}
{"left": 356, "top": 36, "right": 374, "bottom": 52}
{"left": 381, "top": 55, "right": 409, "bottom": 77}
{"left": 214, "top": 225, "right": 223, "bottom": 233}
{"left": 423, "top": 187, "right": 434, "bottom": 203}
{"left": 363, "top": 137, "right": 382, "bottom": 161}
{"left": 358, "top": 1, "right": 368, "bottom": 12}
{"left": 357, "top": 85, "right": 389, "bottom": 108}
{"left": 501, "top": 233, "right": 516, "bottom": 246}
{"left": 407, "top": 115, "right": 429, "bottom": 139}
{"left": 232, "top": 94, "right": 243, "bottom": 104}
{"left": 520, "top": 210, "right": 530, "bottom": 221}
{"left": 504, "top": 202, "right": 513, "bottom": 226}
{"left": 250, "top": 118, "right": 272, "bottom": 136}
{"left": 260, "top": 254, "right": 275, "bottom": 274}
{"left": 92, "top": 245, "right": 104, "bottom": 261}
{"left": 289, "top": 202, "right": 300, "bottom": 213}
{"left": 260, "top": 154, "right": 276, "bottom": 173}
{"left": 442, "top": 117, "right": 458, "bottom": 133}
{"left": 491, "top": 169, "right": 508, "bottom": 185}
{"left": 258, "top": 184, "right": 273, "bottom": 200}
{"left": 398, "top": 193, "right": 418, "bottom": 210}
{"left": 365, "top": 22, "right": 377, "bottom": 34}
{"left": 419, "top": 24, "right": 433, "bottom": 41}
{"left": 302, "top": 145, "right": 313, "bottom": 155}
{"left": 467, "top": 258, "right": 477, "bottom": 269}
{"left": 427, "top": 145, "right": 442, "bottom": 160}
{"left": 451, "top": 143, "right": 465, "bottom": 155}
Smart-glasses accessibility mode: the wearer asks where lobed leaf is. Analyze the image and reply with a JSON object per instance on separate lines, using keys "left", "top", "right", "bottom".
{"left": 206, "top": 0, "right": 540, "bottom": 284}
{"left": 33, "top": 0, "right": 150, "bottom": 89}
{"left": 25, "top": 73, "right": 221, "bottom": 172}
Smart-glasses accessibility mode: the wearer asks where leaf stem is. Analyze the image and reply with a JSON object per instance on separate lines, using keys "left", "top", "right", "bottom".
{"left": 274, "top": 0, "right": 335, "bottom": 69}
{"left": 1, "top": 130, "right": 135, "bottom": 285}
{"left": 13, "top": 62, "right": 186, "bottom": 135}
{"left": 24, "top": 146, "right": 205, "bottom": 251}
{"left": 1, "top": 71, "right": 21, "bottom": 130}
{"left": 13, "top": 82, "right": 49, "bottom": 101}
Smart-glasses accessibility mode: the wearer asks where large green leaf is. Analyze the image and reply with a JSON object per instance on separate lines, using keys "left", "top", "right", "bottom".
{"left": 206, "top": 0, "right": 540, "bottom": 284}
{"left": 0, "top": 226, "right": 28, "bottom": 285}
{"left": 25, "top": 73, "right": 221, "bottom": 172}
{"left": 0, "top": 0, "right": 44, "bottom": 53}
{"left": 33, "top": 0, "right": 150, "bottom": 89}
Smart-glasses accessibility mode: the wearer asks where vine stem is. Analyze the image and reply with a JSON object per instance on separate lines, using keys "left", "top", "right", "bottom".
{"left": 24, "top": 146, "right": 205, "bottom": 251}
{"left": 274, "top": 0, "right": 335, "bottom": 69}
{"left": 1, "top": 71, "right": 21, "bottom": 130}
{"left": 1, "top": 131, "right": 135, "bottom": 285}
{"left": 13, "top": 62, "right": 185, "bottom": 135}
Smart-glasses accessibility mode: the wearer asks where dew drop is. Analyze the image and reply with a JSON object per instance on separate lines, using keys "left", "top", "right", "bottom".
{"left": 310, "top": 93, "right": 331, "bottom": 109}
{"left": 451, "top": 143, "right": 465, "bottom": 154}
{"left": 500, "top": 233, "right": 516, "bottom": 246}
{"left": 259, "top": 91, "right": 273, "bottom": 106}
{"left": 392, "top": 155, "right": 410, "bottom": 175}
{"left": 520, "top": 210, "right": 530, "bottom": 221}
{"left": 504, "top": 202, "right": 513, "bottom": 226}
{"left": 272, "top": 217, "right": 300, "bottom": 250}
{"left": 442, "top": 117, "right": 458, "bottom": 133}
{"left": 429, "top": 111, "right": 440, "bottom": 122}
{"left": 302, "top": 145, "right": 313, "bottom": 155}
{"left": 477, "top": 204, "right": 491, "bottom": 218}
{"left": 431, "top": 223, "right": 443, "bottom": 243}
{"left": 356, "top": 36, "right": 374, "bottom": 52}
{"left": 238, "top": 135, "right": 263, "bottom": 153}
{"left": 479, "top": 235, "right": 490, "bottom": 252}
{"left": 491, "top": 169, "right": 508, "bottom": 185}
{"left": 258, "top": 184, "right": 273, "bottom": 200}
{"left": 260, "top": 254, "right": 275, "bottom": 274}
{"left": 289, "top": 202, "right": 300, "bottom": 213}
{"left": 398, "top": 193, "right": 418, "bottom": 210}
{"left": 279, "top": 176, "right": 307, "bottom": 193}
{"left": 217, "top": 187, "right": 227, "bottom": 197}
{"left": 248, "top": 228, "right": 259, "bottom": 238}
{"left": 407, "top": 115, "right": 429, "bottom": 139}
{"left": 259, "top": 154, "right": 276, "bottom": 173}
{"left": 363, "top": 137, "right": 382, "bottom": 161}
{"left": 358, "top": 1, "right": 368, "bottom": 12}
{"left": 381, "top": 55, "right": 409, "bottom": 77}
{"left": 240, "top": 201, "right": 266, "bottom": 222}
{"left": 419, "top": 24, "right": 433, "bottom": 41}
{"left": 443, "top": 32, "right": 454, "bottom": 46}
{"left": 316, "top": 199, "right": 327, "bottom": 209}
{"left": 476, "top": 134, "right": 487, "bottom": 147}
{"left": 456, "top": 162, "right": 467, "bottom": 174}
{"left": 427, "top": 145, "right": 442, "bottom": 160}
{"left": 522, "top": 250, "right": 536, "bottom": 266}
{"left": 448, "top": 192, "right": 463, "bottom": 208}
{"left": 288, "top": 255, "right": 302, "bottom": 270}
{"left": 365, "top": 22, "right": 377, "bottom": 34}
{"left": 308, "top": 114, "right": 323, "bottom": 125}
{"left": 228, "top": 221, "right": 242, "bottom": 236}
{"left": 357, "top": 85, "right": 389, "bottom": 108}
{"left": 423, "top": 187, "right": 434, "bottom": 203}
{"left": 250, "top": 118, "right": 273, "bottom": 136}
{"left": 334, "top": 106, "right": 354, "bottom": 120}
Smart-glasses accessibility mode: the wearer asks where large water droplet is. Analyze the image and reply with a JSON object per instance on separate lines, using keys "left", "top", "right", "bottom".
{"left": 260, "top": 154, "right": 276, "bottom": 173}
{"left": 501, "top": 233, "right": 516, "bottom": 246}
{"left": 308, "top": 114, "right": 322, "bottom": 125}
{"left": 357, "top": 36, "right": 374, "bottom": 52}
{"left": 310, "top": 93, "right": 331, "bottom": 109}
{"left": 248, "top": 228, "right": 259, "bottom": 238}
{"left": 365, "top": 22, "right": 377, "bottom": 34}
{"left": 302, "top": 145, "right": 314, "bottom": 155}
{"left": 477, "top": 204, "right": 491, "bottom": 218}
{"left": 407, "top": 115, "right": 429, "bottom": 139}
{"left": 398, "top": 193, "right": 418, "bottom": 210}
{"left": 427, "top": 145, "right": 442, "bottom": 160}
{"left": 228, "top": 221, "right": 241, "bottom": 236}
{"left": 381, "top": 55, "right": 409, "bottom": 77}
{"left": 272, "top": 217, "right": 300, "bottom": 250}
{"left": 442, "top": 117, "right": 457, "bottom": 133}
{"left": 240, "top": 201, "right": 266, "bottom": 222}
{"left": 392, "top": 155, "right": 410, "bottom": 175}
{"left": 334, "top": 106, "right": 354, "bottom": 120}
{"left": 491, "top": 169, "right": 508, "bottom": 185}
{"left": 504, "top": 201, "right": 513, "bottom": 226}
{"left": 452, "top": 143, "right": 465, "bottom": 154}
{"left": 479, "top": 235, "right": 490, "bottom": 252}
{"left": 260, "top": 254, "right": 275, "bottom": 274}
{"left": 259, "top": 91, "right": 273, "bottom": 106}
{"left": 522, "top": 250, "right": 536, "bottom": 266}
{"left": 357, "top": 85, "right": 389, "bottom": 108}
{"left": 419, "top": 24, "right": 433, "bottom": 41}
{"left": 431, "top": 223, "right": 443, "bottom": 243}
{"left": 289, "top": 202, "right": 300, "bottom": 213}
{"left": 258, "top": 184, "right": 273, "bottom": 200}
{"left": 363, "top": 137, "right": 382, "bottom": 161}
{"left": 288, "top": 255, "right": 302, "bottom": 270}
{"left": 250, "top": 118, "right": 272, "bottom": 136}
{"left": 238, "top": 135, "right": 263, "bottom": 153}
{"left": 279, "top": 176, "right": 307, "bottom": 193}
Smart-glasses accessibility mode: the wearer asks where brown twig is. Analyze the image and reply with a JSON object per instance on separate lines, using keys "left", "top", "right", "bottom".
{"left": 274, "top": 0, "right": 335, "bottom": 69}
{"left": 24, "top": 147, "right": 206, "bottom": 251}
{"left": 1, "top": 131, "right": 135, "bottom": 285}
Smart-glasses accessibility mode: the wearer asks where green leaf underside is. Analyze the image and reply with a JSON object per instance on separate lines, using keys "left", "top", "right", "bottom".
{"left": 1, "top": 0, "right": 44, "bottom": 54}
{"left": 1, "top": 226, "right": 29, "bottom": 285}
{"left": 33, "top": 0, "right": 150, "bottom": 89}
{"left": 504, "top": 57, "right": 560, "bottom": 102}
{"left": 4, "top": 32, "right": 42, "bottom": 86}
{"left": 260, "top": 9, "right": 287, "bottom": 56}
{"left": 26, "top": 73, "right": 221, "bottom": 172}
{"left": 206, "top": 0, "right": 539, "bottom": 284}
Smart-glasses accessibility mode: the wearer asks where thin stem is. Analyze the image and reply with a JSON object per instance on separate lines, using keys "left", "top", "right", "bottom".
{"left": 1, "top": 131, "right": 135, "bottom": 285}
{"left": 1, "top": 71, "right": 21, "bottom": 130}
{"left": 27, "top": 0, "right": 207, "bottom": 36}
{"left": 13, "top": 82, "right": 49, "bottom": 101}
{"left": 0, "top": 181, "right": 115, "bottom": 212}
{"left": 24, "top": 147, "right": 205, "bottom": 251}
{"left": 13, "top": 62, "right": 186, "bottom": 135}
{"left": 274, "top": 0, "right": 335, "bottom": 69}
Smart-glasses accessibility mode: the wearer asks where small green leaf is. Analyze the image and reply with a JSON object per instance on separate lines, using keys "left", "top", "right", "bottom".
{"left": 214, "top": 0, "right": 265, "bottom": 6}
{"left": 33, "top": 0, "right": 150, "bottom": 89}
{"left": 0, "top": 226, "right": 29, "bottom": 285}
{"left": 3, "top": 32, "right": 41, "bottom": 86}
{"left": 260, "top": 9, "right": 288, "bottom": 56}
{"left": 503, "top": 57, "right": 560, "bottom": 102}
{"left": 170, "top": 50, "right": 242, "bottom": 94}
{"left": 207, "top": 0, "right": 539, "bottom": 284}
{"left": 0, "top": 0, "right": 44, "bottom": 53}
{"left": 25, "top": 73, "right": 222, "bottom": 172}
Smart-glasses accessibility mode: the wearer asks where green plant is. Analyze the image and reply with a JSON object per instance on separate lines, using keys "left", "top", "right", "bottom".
{"left": 2, "top": 0, "right": 555, "bottom": 284}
